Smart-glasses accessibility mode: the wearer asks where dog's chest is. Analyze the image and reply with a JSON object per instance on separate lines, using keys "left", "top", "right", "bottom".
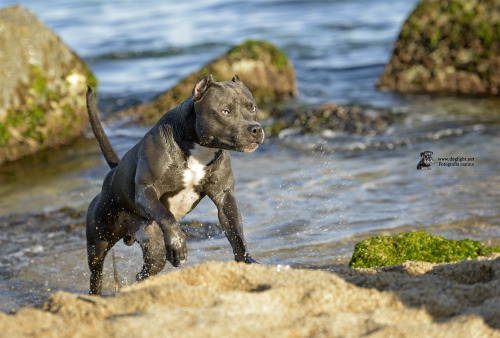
{"left": 167, "top": 145, "right": 218, "bottom": 221}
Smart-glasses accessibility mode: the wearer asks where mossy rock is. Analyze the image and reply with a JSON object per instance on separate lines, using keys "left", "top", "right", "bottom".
{"left": 119, "top": 40, "right": 296, "bottom": 125}
{"left": 349, "top": 231, "right": 500, "bottom": 268}
{"left": 377, "top": 0, "right": 500, "bottom": 96}
{"left": 264, "top": 103, "right": 397, "bottom": 137}
{"left": 0, "top": 5, "right": 97, "bottom": 164}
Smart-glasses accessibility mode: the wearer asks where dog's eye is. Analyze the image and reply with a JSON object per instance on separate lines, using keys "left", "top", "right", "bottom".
{"left": 252, "top": 106, "right": 257, "bottom": 113}
{"left": 222, "top": 110, "right": 229, "bottom": 115}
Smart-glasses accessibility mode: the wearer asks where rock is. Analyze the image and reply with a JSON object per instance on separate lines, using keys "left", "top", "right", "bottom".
{"left": 264, "top": 103, "right": 397, "bottom": 137}
{"left": 118, "top": 40, "right": 296, "bottom": 125}
{"left": 1, "top": 258, "right": 500, "bottom": 336}
{"left": 377, "top": 0, "right": 500, "bottom": 96}
{"left": 349, "top": 231, "right": 500, "bottom": 268}
{"left": 0, "top": 207, "right": 221, "bottom": 242}
{"left": 0, "top": 5, "right": 98, "bottom": 164}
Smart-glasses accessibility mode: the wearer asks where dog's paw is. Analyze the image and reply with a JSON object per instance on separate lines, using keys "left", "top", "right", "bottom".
{"left": 243, "top": 253, "right": 261, "bottom": 265}
{"left": 166, "top": 232, "right": 187, "bottom": 267}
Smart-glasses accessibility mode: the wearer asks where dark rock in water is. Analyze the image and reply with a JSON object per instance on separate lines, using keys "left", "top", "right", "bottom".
{"left": 265, "top": 103, "right": 397, "bottom": 137}
{"left": 0, "top": 206, "right": 221, "bottom": 242}
{"left": 0, "top": 5, "right": 98, "bottom": 164}
{"left": 117, "top": 40, "right": 296, "bottom": 125}
{"left": 377, "top": 0, "right": 500, "bottom": 96}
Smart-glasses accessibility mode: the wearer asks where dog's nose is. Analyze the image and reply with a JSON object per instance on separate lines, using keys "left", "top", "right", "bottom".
{"left": 248, "top": 124, "right": 263, "bottom": 138}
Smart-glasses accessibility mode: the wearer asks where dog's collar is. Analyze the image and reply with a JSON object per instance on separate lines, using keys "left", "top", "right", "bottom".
{"left": 207, "top": 149, "right": 223, "bottom": 166}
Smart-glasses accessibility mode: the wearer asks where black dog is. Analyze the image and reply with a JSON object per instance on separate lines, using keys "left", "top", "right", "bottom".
{"left": 86, "top": 74, "right": 264, "bottom": 295}
{"left": 417, "top": 151, "right": 433, "bottom": 170}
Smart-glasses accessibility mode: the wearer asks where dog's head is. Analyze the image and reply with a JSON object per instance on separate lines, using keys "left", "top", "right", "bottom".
{"left": 192, "top": 74, "right": 265, "bottom": 153}
{"left": 420, "top": 151, "right": 433, "bottom": 166}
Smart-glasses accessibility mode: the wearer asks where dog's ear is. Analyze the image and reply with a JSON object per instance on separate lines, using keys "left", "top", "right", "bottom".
{"left": 232, "top": 74, "right": 241, "bottom": 83}
{"left": 420, "top": 152, "right": 424, "bottom": 157}
{"left": 193, "top": 74, "right": 215, "bottom": 100}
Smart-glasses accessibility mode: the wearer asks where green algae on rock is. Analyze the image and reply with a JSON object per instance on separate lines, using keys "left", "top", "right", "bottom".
{"left": 119, "top": 40, "right": 296, "bottom": 125}
{"left": 349, "top": 231, "right": 500, "bottom": 268}
{"left": 377, "top": 0, "right": 500, "bottom": 96}
{"left": 0, "top": 5, "right": 97, "bottom": 164}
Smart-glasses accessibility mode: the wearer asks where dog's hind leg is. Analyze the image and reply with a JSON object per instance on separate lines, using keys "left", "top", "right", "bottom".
{"left": 86, "top": 194, "right": 122, "bottom": 295}
{"left": 87, "top": 238, "right": 116, "bottom": 295}
{"left": 135, "top": 222, "right": 167, "bottom": 282}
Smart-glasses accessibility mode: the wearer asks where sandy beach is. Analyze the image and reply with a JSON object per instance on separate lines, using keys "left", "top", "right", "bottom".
{"left": 1, "top": 255, "right": 499, "bottom": 337}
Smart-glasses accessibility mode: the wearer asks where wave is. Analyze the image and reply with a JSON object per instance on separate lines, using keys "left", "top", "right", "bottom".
{"left": 86, "top": 42, "right": 228, "bottom": 61}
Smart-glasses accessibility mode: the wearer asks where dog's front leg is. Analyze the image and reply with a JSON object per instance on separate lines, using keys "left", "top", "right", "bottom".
{"left": 213, "top": 188, "right": 258, "bottom": 264}
{"left": 135, "top": 184, "right": 187, "bottom": 267}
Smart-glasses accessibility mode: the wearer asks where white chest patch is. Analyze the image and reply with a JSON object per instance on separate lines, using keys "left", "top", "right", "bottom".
{"left": 167, "top": 145, "right": 219, "bottom": 221}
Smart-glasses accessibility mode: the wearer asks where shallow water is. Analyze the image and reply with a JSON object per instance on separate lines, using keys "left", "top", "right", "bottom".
{"left": 1, "top": 0, "right": 500, "bottom": 311}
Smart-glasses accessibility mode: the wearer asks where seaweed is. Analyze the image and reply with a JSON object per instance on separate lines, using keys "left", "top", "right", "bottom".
{"left": 349, "top": 231, "right": 500, "bottom": 268}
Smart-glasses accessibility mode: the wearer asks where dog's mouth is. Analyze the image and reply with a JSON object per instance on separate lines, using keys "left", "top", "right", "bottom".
{"left": 243, "top": 142, "right": 259, "bottom": 153}
{"left": 199, "top": 134, "right": 263, "bottom": 153}
{"left": 199, "top": 139, "right": 259, "bottom": 153}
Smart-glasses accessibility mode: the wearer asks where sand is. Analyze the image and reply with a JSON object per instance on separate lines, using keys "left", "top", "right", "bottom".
{"left": 1, "top": 254, "right": 499, "bottom": 337}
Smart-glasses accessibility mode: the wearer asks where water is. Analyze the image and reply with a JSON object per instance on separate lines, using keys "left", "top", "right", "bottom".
{"left": 1, "top": 0, "right": 500, "bottom": 311}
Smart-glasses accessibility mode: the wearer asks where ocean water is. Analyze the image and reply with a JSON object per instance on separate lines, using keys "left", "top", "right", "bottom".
{"left": 1, "top": 0, "right": 500, "bottom": 311}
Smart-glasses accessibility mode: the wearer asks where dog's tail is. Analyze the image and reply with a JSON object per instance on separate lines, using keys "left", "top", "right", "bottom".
{"left": 86, "top": 86, "right": 120, "bottom": 169}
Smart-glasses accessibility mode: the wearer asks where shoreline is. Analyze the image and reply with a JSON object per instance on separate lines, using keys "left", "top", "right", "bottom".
{"left": 2, "top": 208, "right": 500, "bottom": 336}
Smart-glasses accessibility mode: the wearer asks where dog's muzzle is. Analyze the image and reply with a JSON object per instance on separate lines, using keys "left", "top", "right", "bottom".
{"left": 244, "top": 124, "right": 264, "bottom": 152}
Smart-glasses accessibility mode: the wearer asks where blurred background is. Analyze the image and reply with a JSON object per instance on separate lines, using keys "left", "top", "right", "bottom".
{"left": 1, "top": 0, "right": 500, "bottom": 311}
